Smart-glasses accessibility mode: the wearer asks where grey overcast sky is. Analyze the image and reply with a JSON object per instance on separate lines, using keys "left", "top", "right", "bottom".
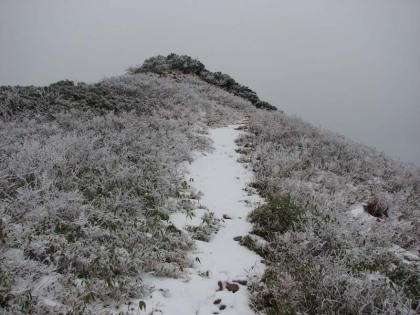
{"left": 1, "top": 0, "right": 419, "bottom": 165}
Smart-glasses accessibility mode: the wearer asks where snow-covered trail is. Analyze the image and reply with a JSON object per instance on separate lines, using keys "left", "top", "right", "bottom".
{"left": 139, "top": 124, "right": 265, "bottom": 315}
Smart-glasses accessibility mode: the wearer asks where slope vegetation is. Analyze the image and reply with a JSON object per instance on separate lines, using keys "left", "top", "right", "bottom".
{"left": 1, "top": 55, "right": 419, "bottom": 314}
{"left": 237, "top": 112, "right": 420, "bottom": 314}
{"left": 128, "top": 53, "right": 277, "bottom": 111}
{"left": 0, "top": 71, "right": 255, "bottom": 313}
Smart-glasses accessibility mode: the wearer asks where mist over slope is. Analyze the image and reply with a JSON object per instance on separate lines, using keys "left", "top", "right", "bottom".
{"left": 0, "top": 54, "right": 419, "bottom": 314}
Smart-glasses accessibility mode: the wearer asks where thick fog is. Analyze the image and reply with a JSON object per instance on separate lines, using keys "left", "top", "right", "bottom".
{"left": 1, "top": 0, "right": 419, "bottom": 165}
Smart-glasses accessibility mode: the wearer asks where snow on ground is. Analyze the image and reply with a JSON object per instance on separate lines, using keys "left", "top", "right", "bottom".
{"left": 350, "top": 205, "right": 365, "bottom": 217}
{"left": 349, "top": 204, "right": 375, "bottom": 222}
{"left": 389, "top": 244, "right": 420, "bottom": 263}
{"left": 135, "top": 124, "right": 265, "bottom": 315}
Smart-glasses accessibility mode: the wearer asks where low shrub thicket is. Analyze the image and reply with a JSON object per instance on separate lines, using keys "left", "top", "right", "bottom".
{"left": 127, "top": 53, "right": 278, "bottom": 111}
{"left": 248, "top": 196, "right": 304, "bottom": 239}
{"left": 0, "top": 73, "right": 255, "bottom": 313}
{"left": 238, "top": 111, "right": 420, "bottom": 314}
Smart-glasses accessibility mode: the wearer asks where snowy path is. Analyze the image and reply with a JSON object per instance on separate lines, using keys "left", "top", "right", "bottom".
{"left": 139, "top": 125, "right": 265, "bottom": 315}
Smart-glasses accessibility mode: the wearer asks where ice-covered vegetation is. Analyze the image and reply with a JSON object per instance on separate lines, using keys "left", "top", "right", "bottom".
{"left": 128, "top": 53, "right": 277, "bottom": 111}
{"left": 1, "top": 54, "right": 419, "bottom": 314}
{"left": 0, "top": 72, "right": 253, "bottom": 313}
{"left": 237, "top": 112, "right": 420, "bottom": 314}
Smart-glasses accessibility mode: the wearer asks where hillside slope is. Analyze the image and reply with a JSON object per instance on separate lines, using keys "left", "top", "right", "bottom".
{"left": 1, "top": 55, "right": 419, "bottom": 314}
{"left": 240, "top": 113, "right": 420, "bottom": 314}
{"left": 0, "top": 69, "right": 257, "bottom": 314}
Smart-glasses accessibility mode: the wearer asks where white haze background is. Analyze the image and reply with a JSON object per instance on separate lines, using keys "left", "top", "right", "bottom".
{"left": 0, "top": 0, "right": 419, "bottom": 165}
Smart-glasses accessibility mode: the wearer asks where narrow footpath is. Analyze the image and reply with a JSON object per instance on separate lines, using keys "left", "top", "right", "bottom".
{"left": 140, "top": 124, "right": 265, "bottom": 315}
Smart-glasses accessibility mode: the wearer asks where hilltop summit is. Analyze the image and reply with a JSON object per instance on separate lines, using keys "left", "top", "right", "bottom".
{"left": 128, "top": 53, "right": 277, "bottom": 111}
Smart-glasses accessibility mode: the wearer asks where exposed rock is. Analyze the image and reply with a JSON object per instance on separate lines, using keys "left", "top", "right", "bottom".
{"left": 217, "top": 280, "right": 223, "bottom": 291}
{"left": 219, "top": 305, "right": 226, "bottom": 310}
{"left": 233, "top": 279, "right": 247, "bottom": 286}
{"left": 214, "top": 299, "right": 221, "bottom": 305}
{"left": 223, "top": 214, "right": 231, "bottom": 220}
{"left": 225, "top": 283, "right": 239, "bottom": 293}
{"left": 233, "top": 236, "right": 242, "bottom": 241}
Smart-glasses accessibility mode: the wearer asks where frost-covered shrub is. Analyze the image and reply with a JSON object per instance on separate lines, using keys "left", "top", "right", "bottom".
{"left": 250, "top": 207, "right": 415, "bottom": 314}
{"left": 127, "top": 53, "right": 277, "bottom": 111}
{"left": 245, "top": 111, "right": 420, "bottom": 244}
{"left": 130, "top": 53, "right": 205, "bottom": 75}
{"left": 240, "top": 111, "right": 420, "bottom": 314}
{"left": 248, "top": 195, "right": 304, "bottom": 239}
{"left": 0, "top": 81, "right": 123, "bottom": 117}
{"left": 0, "top": 113, "right": 197, "bottom": 312}
{"left": 0, "top": 71, "right": 254, "bottom": 313}
{"left": 185, "top": 211, "right": 220, "bottom": 242}
{"left": 101, "top": 72, "right": 253, "bottom": 127}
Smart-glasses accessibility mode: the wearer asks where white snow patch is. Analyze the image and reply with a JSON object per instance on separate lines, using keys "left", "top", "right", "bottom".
{"left": 170, "top": 208, "right": 208, "bottom": 230}
{"left": 2, "top": 248, "right": 25, "bottom": 261}
{"left": 389, "top": 244, "right": 420, "bottom": 263}
{"left": 349, "top": 204, "right": 376, "bottom": 224}
{"left": 131, "top": 124, "right": 265, "bottom": 315}
{"left": 350, "top": 205, "right": 365, "bottom": 217}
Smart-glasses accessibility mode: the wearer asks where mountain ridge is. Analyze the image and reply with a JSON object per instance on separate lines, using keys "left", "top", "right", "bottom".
{"left": 0, "top": 55, "right": 419, "bottom": 314}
